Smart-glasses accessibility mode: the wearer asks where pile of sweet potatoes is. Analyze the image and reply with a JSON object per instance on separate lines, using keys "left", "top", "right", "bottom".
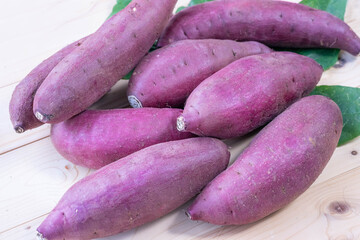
{"left": 8, "top": 0, "right": 360, "bottom": 239}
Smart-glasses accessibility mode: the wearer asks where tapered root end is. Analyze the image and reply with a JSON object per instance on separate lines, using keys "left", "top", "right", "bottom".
{"left": 36, "top": 231, "right": 47, "bottom": 240}
{"left": 34, "top": 111, "right": 53, "bottom": 123}
{"left": 177, "top": 116, "right": 186, "bottom": 132}
{"left": 14, "top": 125, "right": 25, "bottom": 134}
{"left": 128, "top": 95, "right": 143, "bottom": 108}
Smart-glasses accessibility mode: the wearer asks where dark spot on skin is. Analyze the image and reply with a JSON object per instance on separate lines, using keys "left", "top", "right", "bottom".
{"left": 271, "top": 26, "right": 276, "bottom": 34}
{"left": 351, "top": 150, "right": 358, "bottom": 155}
{"left": 140, "top": 93, "right": 144, "bottom": 96}
{"left": 311, "top": 18, "right": 315, "bottom": 22}
{"left": 76, "top": 43, "right": 81, "bottom": 46}
{"left": 183, "top": 60, "right": 188, "bottom": 66}
{"left": 211, "top": 49, "right": 216, "bottom": 56}
{"left": 183, "top": 30, "right": 188, "bottom": 37}
{"left": 230, "top": 210, "right": 233, "bottom": 214}
{"left": 290, "top": 25, "right": 295, "bottom": 33}
{"left": 93, "top": 232, "right": 97, "bottom": 235}
{"left": 83, "top": 69, "right": 86, "bottom": 73}
{"left": 229, "top": 11, "right": 233, "bottom": 17}
{"left": 172, "top": 67, "right": 176, "bottom": 74}
{"left": 153, "top": 81, "right": 156, "bottom": 86}
{"left": 195, "top": 26, "right": 200, "bottom": 31}
{"left": 133, "top": 33, "right": 137, "bottom": 38}
{"left": 292, "top": 77, "right": 295, "bottom": 83}
{"left": 279, "top": 13, "right": 283, "bottom": 18}
{"left": 236, "top": 171, "right": 241, "bottom": 175}
{"left": 335, "top": 129, "right": 338, "bottom": 134}
{"left": 161, "top": 75, "right": 165, "bottom": 79}
{"left": 232, "top": 50, "right": 237, "bottom": 57}
{"left": 329, "top": 201, "right": 350, "bottom": 214}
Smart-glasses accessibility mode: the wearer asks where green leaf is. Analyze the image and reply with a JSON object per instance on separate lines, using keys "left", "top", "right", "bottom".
{"left": 300, "top": 0, "right": 347, "bottom": 20}
{"left": 188, "top": 0, "right": 214, "bottom": 6}
{"left": 107, "top": 0, "right": 132, "bottom": 19}
{"left": 176, "top": 6, "right": 187, "bottom": 13}
{"left": 311, "top": 86, "right": 360, "bottom": 146}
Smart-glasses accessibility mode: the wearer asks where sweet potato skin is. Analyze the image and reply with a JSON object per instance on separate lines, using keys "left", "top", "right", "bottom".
{"left": 158, "top": 0, "right": 360, "bottom": 55}
{"left": 33, "top": 0, "right": 177, "bottom": 124}
{"left": 51, "top": 108, "right": 194, "bottom": 169}
{"left": 37, "top": 138, "right": 230, "bottom": 239}
{"left": 9, "top": 37, "right": 88, "bottom": 133}
{"left": 187, "top": 95, "right": 343, "bottom": 225}
{"left": 178, "top": 52, "right": 323, "bottom": 139}
{"left": 127, "top": 40, "right": 272, "bottom": 108}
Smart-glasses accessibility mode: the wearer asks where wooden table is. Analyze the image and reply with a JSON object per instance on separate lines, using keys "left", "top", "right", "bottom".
{"left": 1, "top": 0, "right": 359, "bottom": 239}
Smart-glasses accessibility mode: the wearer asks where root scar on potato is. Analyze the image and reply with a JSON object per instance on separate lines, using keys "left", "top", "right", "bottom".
{"left": 128, "top": 95, "right": 143, "bottom": 108}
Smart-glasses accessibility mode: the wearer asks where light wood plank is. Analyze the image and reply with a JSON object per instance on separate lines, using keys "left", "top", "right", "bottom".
{"left": 0, "top": 0, "right": 115, "bottom": 88}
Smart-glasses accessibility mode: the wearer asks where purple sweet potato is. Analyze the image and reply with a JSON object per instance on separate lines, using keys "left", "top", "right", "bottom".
{"left": 37, "top": 138, "right": 230, "bottom": 239}
{"left": 51, "top": 108, "right": 194, "bottom": 169}
{"left": 127, "top": 39, "right": 272, "bottom": 108}
{"left": 187, "top": 95, "right": 343, "bottom": 225}
{"left": 158, "top": 0, "right": 360, "bottom": 55}
{"left": 9, "top": 37, "right": 88, "bottom": 133}
{"left": 177, "top": 52, "right": 323, "bottom": 139}
{"left": 33, "top": 0, "right": 177, "bottom": 124}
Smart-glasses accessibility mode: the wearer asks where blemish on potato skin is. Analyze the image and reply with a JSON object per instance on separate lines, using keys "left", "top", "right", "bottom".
{"left": 328, "top": 201, "right": 350, "bottom": 215}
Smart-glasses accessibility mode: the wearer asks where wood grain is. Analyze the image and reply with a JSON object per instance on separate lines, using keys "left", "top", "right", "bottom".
{"left": 0, "top": 0, "right": 359, "bottom": 240}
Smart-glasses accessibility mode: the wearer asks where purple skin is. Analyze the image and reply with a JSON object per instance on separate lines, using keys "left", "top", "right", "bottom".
{"left": 187, "top": 95, "right": 343, "bottom": 225}
{"left": 51, "top": 108, "right": 194, "bottom": 169}
{"left": 33, "top": 0, "right": 177, "bottom": 124}
{"left": 8, "top": 37, "right": 88, "bottom": 133}
{"left": 158, "top": 0, "right": 360, "bottom": 56}
{"left": 37, "top": 138, "right": 230, "bottom": 240}
{"left": 177, "top": 52, "right": 323, "bottom": 139}
{"left": 127, "top": 39, "right": 273, "bottom": 108}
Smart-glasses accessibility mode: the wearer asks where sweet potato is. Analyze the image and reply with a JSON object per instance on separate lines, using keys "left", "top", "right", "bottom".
{"left": 9, "top": 37, "right": 88, "bottom": 133}
{"left": 33, "top": 0, "right": 177, "bottom": 124}
{"left": 177, "top": 52, "right": 323, "bottom": 139}
{"left": 158, "top": 0, "right": 360, "bottom": 56}
{"left": 127, "top": 39, "right": 272, "bottom": 108}
{"left": 187, "top": 95, "right": 343, "bottom": 225}
{"left": 37, "top": 138, "right": 230, "bottom": 239}
{"left": 51, "top": 108, "right": 194, "bottom": 169}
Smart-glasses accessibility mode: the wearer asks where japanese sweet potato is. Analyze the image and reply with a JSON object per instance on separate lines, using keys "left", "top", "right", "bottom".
{"left": 177, "top": 52, "right": 323, "bottom": 139}
{"left": 37, "top": 138, "right": 230, "bottom": 239}
{"left": 51, "top": 108, "right": 194, "bottom": 169}
{"left": 187, "top": 95, "right": 343, "bottom": 225}
{"left": 33, "top": 0, "right": 177, "bottom": 123}
{"left": 127, "top": 39, "right": 272, "bottom": 108}
{"left": 158, "top": 0, "right": 360, "bottom": 55}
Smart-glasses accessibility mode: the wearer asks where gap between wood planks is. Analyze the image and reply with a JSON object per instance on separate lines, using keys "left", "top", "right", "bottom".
{"left": 0, "top": 136, "right": 50, "bottom": 157}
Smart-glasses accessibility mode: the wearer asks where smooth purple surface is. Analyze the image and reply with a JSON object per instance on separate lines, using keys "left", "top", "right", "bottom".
{"left": 127, "top": 39, "right": 272, "bottom": 108}
{"left": 187, "top": 95, "right": 343, "bottom": 225}
{"left": 9, "top": 37, "right": 88, "bottom": 133}
{"left": 37, "top": 138, "right": 230, "bottom": 239}
{"left": 51, "top": 108, "right": 194, "bottom": 169}
{"left": 33, "top": 0, "right": 177, "bottom": 123}
{"left": 158, "top": 0, "right": 360, "bottom": 55}
{"left": 180, "top": 52, "right": 323, "bottom": 139}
